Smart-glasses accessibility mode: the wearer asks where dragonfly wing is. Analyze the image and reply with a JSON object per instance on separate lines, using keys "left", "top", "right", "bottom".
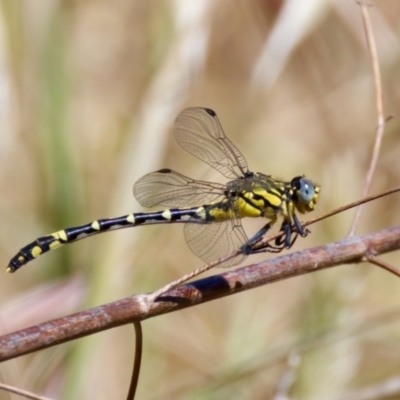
{"left": 133, "top": 169, "right": 226, "bottom": 208}
{"left": 184, "top": 219, "right": 248, "bottom": 268}
{"left": 174, "top": 108, "right": 249, "bottom": 179}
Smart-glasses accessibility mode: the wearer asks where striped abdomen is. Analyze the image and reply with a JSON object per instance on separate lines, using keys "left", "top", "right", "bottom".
{"left": 7, "top": 206, "right": 215, "bottom": 273}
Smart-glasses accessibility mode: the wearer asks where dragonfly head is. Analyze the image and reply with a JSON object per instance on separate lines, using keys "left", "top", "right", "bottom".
{"left": 291, "top": 176, "right": 320, "bottom": 214}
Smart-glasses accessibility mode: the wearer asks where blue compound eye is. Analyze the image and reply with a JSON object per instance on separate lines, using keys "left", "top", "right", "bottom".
{"left": 297, "top": 178, "right": 315, "bottom": 204}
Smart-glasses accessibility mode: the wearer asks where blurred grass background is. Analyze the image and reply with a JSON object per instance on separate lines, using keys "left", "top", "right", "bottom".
{"left": 1, "top": 1, "right": 400, "bottom": 399}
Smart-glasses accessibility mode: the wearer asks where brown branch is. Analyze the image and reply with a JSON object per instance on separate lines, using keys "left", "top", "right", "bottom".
{"left": 1, "top": 225, "right": 400, "bottom": 363}
{"left": 349, "top": 0, "right": 387, "bottom": 235}
{"left": 364, "top": 253, "right": 400, "bottom": 278}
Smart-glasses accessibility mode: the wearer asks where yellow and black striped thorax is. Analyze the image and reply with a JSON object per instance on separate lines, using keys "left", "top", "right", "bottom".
{"left": 221, "top": 172, "right": 319, "bottom": 221}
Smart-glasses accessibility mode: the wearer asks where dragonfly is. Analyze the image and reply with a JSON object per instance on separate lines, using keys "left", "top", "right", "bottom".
{"left": 7, "top": 107, "right": 319, "bottom": 273}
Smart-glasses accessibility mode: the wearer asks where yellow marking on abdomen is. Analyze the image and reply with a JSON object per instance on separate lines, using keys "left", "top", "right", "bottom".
{"left": 31, "top": 246, "right": 43, "bottom": 258}
{"left": 127, "top": 214, "right": 135, "bottom": 223}
{"left": 52, "top": 230, "right": 68, "bottom": 242}
{"left": 195, "top": 207, "right": 206, "bottom": 220}
{"left": 91, "top": 221, "right": 100, "bottom": 231}
{"left": 180, "top": 214, "right": 193, "bottom": 221}
{"left": 209, "top": 207, "right": 234, "bottom": 221}
{"left": 162, "top": 209, "right": 172, "bottom": 220}
{"left": 49, "top": 240, "right": 62, "bottom": 250}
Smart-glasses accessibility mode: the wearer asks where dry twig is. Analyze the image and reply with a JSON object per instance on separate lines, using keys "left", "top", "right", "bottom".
{"left": 126, "top": 322, "right": 143, "bottom": 400}
{"left": 349, "top": 0, "right": 387, "bottom": 235}
{"left": 1, "top": 224, "right": 400, "bottom": 362}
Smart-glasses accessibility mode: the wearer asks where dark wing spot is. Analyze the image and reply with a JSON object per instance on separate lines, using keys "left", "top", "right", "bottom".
{"left": 205, "top": 108, "right": 217, "bottom": 117}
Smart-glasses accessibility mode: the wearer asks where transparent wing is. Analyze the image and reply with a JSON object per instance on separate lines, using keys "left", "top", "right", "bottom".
{"left": 174, "top": 108, "right": 249, "bottom": 179}
{"left": 184, "top": 219, "right": 248, "bottom": 268}
{"left": 133, "top": 169, "right": 226, "bottom": 208}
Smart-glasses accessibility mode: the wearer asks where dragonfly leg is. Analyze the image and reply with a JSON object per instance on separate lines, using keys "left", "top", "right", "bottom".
{"left": 274, "top": 220, "right": 290, "bottom": 247}
{"left": 293, "top": 214, "right": 309, "bottom": 238}
{"left": 240, "top": 222, "right": 273, "bottom": 255}
{"left": 243, "top": 217, "right": 310, "bottom": 256}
